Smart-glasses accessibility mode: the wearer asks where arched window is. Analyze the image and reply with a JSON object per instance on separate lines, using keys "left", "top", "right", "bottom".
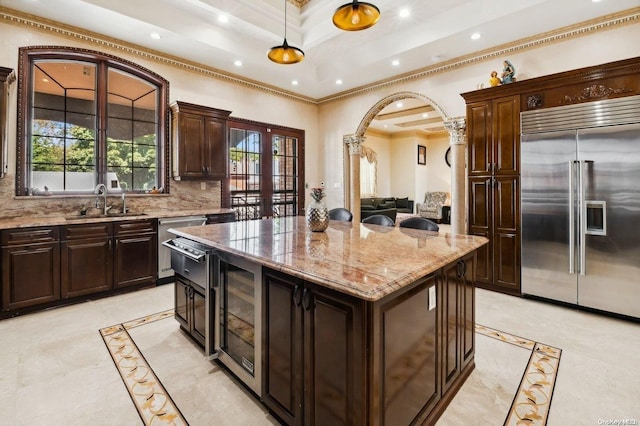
{"left": 17, "top": 46, "right": 169, "bottom": 195}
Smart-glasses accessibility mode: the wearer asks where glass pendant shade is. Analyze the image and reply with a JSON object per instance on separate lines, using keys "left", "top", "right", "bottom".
{"left": 268, "top": 0, "right": 304, "bottom": 64}
{"left": 268, "top": 39, "right": 305, "bottom": 64}
{"left": 333, "top": 1, "right": 380, "bottom": 31}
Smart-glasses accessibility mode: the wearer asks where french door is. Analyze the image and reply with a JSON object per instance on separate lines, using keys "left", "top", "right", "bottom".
{"left": 227, "top": 120, "right": 304, "bottom": 221}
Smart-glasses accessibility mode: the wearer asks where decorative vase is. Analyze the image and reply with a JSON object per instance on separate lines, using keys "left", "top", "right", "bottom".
{"left": 306, "top": 187, "right": 329, "bottom": 232}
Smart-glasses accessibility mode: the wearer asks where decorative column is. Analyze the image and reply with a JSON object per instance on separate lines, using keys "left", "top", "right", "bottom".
{"left": 444, "top": 117, "right": 467, "bottom": 235}
{"left": 344, "top": 134, "right": 365, "bottom": 224}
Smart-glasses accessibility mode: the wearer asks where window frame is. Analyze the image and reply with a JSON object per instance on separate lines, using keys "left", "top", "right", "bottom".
{"left": 16, "top": 46, "right": 170, "bottom": 196}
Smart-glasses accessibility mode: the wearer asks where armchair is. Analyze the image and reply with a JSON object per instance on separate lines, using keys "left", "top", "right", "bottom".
{"left": 416, "top": 192, "right": 449, "bottom": 222}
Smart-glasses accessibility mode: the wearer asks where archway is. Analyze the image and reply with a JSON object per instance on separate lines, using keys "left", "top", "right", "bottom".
{"left": 343, "top": 91, "right": 466, "bottom": 232}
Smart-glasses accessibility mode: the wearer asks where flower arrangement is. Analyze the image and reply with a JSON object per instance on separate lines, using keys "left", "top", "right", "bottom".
{"left": 310, "top": 187, "right": 325, "bottom": 202}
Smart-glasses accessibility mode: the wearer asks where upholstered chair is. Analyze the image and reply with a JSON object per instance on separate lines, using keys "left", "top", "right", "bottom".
{"left": 416, "top": 192, "right": 449, "bottom": 222}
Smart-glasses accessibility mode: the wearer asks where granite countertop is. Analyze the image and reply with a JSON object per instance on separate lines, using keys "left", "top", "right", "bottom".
{"left": 0, "top": 208, "right": 235, "bottom": 230}
{"left": 169, "top": 216, "right": 488, "bottom": 302}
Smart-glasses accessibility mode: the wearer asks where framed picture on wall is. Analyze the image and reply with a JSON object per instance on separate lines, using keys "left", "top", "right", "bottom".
{"left": 417, "top": 145, "right": 426, "bottom": 165}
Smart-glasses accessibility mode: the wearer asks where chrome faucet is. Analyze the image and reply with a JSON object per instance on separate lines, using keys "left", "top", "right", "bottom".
{"left": 94, "top": 183, "right": 110, "bottom": 215}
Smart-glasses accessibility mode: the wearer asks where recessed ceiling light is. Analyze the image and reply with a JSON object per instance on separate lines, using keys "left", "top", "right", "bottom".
{"left": 396, "top": 102, "right": 403, "bottom": 108}
{"left": 399, "top": 8, "right": 410, "bottom": 18}
{"left": 592, "top": 0, "right": 601, "bottom": 2}
{"left": 336, "top": 79, "right": 343, "bottom": 85}
{"left": 471, "top": 33, "right": 481, "bottom": 40}
{"left": 218, "top": 14, "right": 229, "bottom": 23}
{"left": 292, "top": 80, "right": 299, "bottom": 86}
{"left": 42, "top": 78, "right": 49, "bottom": 83}
{"left": 392, "top": 60, "right": 400, "bottom": 66}
{"left": 422, "top": 113, "right": 429, "bottom": 118}
{"left": 234, "top": 60, "right": 242, "bottom": 67}
{"left": 383, "top": 124, "right": 388, "bottom": 128}
{"left": 150, "top": 32, "right": 161, "bottom": 40}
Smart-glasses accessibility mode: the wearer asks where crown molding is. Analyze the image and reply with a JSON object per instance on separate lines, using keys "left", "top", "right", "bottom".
{"left": 2, "top": 6, "right": 638, "bottom": 106}
{"left": 316, "top": 7, "right": 640, "bottom": 104}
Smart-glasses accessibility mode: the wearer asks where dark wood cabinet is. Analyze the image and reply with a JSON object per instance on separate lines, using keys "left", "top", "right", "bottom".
{"left": 1, "top": 218, "right": 158, "bottom": 317}
{"left": 465, "top": 94, "right": 521, "bottom": 294}
{"left": 113, "top": 219, "right": 157, "bottom": 289}
{"left": 263, "top": 269, "right": 365, "bottom": 426}
{"left": 171, "top": 101, "right": 232, "bottom": 180}
{"left": 174, "top": 275, "right": 206, "bottom": 347}
{"left": 376, "top": 273, "right": 440, "bottom": 426}
{"left": 61, "top": 223, "right": 113, "bottom": 298}
{"left": 440, "top": 253, "right": 476, "bottom": 395}
{"left": 1, "top": 227, "right": 60, "bottom": 311}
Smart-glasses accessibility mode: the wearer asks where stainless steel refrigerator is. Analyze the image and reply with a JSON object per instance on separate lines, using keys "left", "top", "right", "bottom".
{"left": 521, "top": 95, "right": 640, "bottom": 319}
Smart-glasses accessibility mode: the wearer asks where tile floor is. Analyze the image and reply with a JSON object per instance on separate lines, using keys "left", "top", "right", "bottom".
{"left": 1, "top": 284, "right": 638, "bottom": 425}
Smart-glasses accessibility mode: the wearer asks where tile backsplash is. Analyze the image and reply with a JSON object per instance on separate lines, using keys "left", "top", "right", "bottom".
{"left": 0, "top": 174, "right": 222, "bottom": 218}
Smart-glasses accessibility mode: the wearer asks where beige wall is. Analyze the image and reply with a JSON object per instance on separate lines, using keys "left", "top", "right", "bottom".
{"left": 318, "top": 23, "right": 640, "bottom": 208}
{"left": 1, "top": 16, "right": 639, "bottom": 218}
{"left": 0, "top": 20, "right": 319, "bottom": 218}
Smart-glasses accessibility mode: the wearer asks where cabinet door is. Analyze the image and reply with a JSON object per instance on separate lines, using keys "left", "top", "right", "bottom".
{"left": 2, "top": 242, "right": 60, "bottom": 311}
{"left": 113, "top": 232, "right": 157, "bottom": 289}
{"left": 178, "top": 112, "right": 207, "bottom": 178}
{"left": 174, "top": 276, "right": 189, "bottom": 330}
{"left": 190, "top": 283, "right": 207, "bottom": 347}
{"left": 441, "top": 262, "right": 461, "bottom": 394}
{"left": 262, "top": 270, "right": 303, "bottom": 426}
{"left": 492, "top": 95, "right": 520, "bottom": 175}
{"left": 304, "top": 284, "right": 365, "bottom": 426}
{"left": 379, "top": 275, "right": 440, "bottom": 426}
{"left": 205, "top": 117, "right": 226, "bottom": 178}
{"left": 467, "top": 101, "right": 492, "bottom": 176}
{"left": 460, "top": 253, "right": 476, "bottom": 369}
{"left": 468, "top": 176, "right": 493, "bottom": 286}
{"left": 493, "top": 176, "right": 520, "bottom": 291}
{"left": 61, "top": 237, "right": 112, "bottom": 298}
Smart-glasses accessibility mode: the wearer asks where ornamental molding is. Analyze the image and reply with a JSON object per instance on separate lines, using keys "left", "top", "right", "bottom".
{"left": 560, "top": 84, "right": 633, "bottom": 104}
{"left": 344, "top": 135, "right": 365, "bottom": 155}
{"left": 444, "top": 117, "right": 467, "bottom": 145}
{"left": 355, "top": 91, "right": 450, "bottom": 138}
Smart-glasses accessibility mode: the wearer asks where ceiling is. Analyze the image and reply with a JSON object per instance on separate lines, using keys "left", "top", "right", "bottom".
{"left": 3, "top": 0, "right": 638, "bottom": 134}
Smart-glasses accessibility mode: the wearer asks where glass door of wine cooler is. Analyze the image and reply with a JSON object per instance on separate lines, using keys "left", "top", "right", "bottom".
{"left": 215, "top": 253, "right": 262, "bottom": 396}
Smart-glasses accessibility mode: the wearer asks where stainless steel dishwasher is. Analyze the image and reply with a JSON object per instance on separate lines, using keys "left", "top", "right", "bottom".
{"left": 157, "top": 216, "right": 207, "bottom": 283}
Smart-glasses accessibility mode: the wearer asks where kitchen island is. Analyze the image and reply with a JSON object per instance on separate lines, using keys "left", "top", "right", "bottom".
{"left": 169, "top": 216, "right": 488, "bottom": 426}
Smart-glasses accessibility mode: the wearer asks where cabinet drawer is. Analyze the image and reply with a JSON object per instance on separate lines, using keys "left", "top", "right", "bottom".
{"left": 114, "top": 219, "right": 157, "bottom": 235}
{"left": 64, "top": 223, "right": 113, "bottom": 240}
{"left": 1, "top": 226, "right": 60, "bottom": 246}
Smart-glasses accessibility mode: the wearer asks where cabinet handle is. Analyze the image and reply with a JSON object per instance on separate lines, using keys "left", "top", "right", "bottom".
{"left": 302, "top": 288, "right": 313, "bottom": 311}
{"left": 456, "top": 260, "right": 464, "bottom": 278}
{"left": 293, "top": 285, "right": 302, "bottom": 306}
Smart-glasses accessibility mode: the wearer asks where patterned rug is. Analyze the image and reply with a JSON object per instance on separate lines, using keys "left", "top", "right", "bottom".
{"left": 100, "top": 312, "right": 561, "bottom": 426}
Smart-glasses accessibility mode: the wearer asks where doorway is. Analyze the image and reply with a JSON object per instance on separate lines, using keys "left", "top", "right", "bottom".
{"left": 228, "top": 119, "right": 305, "bottom": 221}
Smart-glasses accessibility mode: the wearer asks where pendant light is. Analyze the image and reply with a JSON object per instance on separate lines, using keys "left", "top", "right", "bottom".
{"left": 333, "top": 0, "right": 380, "bottom": 31}
{"left": 268, "top": 0, "right": 304, "bottom": 64}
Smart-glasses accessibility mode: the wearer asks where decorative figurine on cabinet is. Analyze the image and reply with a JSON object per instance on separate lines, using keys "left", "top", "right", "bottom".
{"left": 489, "top": 70, "right": 501, "bottom": 87}
{"left": 501, "top": 60, "right": 516, "bottom": 84}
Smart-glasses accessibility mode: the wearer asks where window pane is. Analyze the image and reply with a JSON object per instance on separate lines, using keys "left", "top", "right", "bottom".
{"left": 108, "top": 68, "right": 159, "bottom": 192}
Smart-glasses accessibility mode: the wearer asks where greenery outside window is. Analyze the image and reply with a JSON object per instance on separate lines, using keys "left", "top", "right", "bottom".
{"left": 17, "top": 46, "right": 169, "bottom": 195}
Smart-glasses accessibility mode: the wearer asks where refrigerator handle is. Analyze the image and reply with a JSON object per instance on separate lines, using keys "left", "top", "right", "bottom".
{"left": 569, "top": 161, "right": 575, "bottom": 274}
{"left": 579, "top": 160, "right": 586, "bottom": 276}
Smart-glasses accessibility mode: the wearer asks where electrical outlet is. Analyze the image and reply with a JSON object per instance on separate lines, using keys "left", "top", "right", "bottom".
{"left": 200, "top": 182, "right": 206, "bottom": 190}
{"left": 428, "top": 286, "right": 436, "bottom": 311}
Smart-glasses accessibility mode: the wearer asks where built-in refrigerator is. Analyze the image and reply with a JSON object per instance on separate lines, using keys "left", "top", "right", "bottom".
{"left": 521, "top": 95, "right": 640, "bottom": 319}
